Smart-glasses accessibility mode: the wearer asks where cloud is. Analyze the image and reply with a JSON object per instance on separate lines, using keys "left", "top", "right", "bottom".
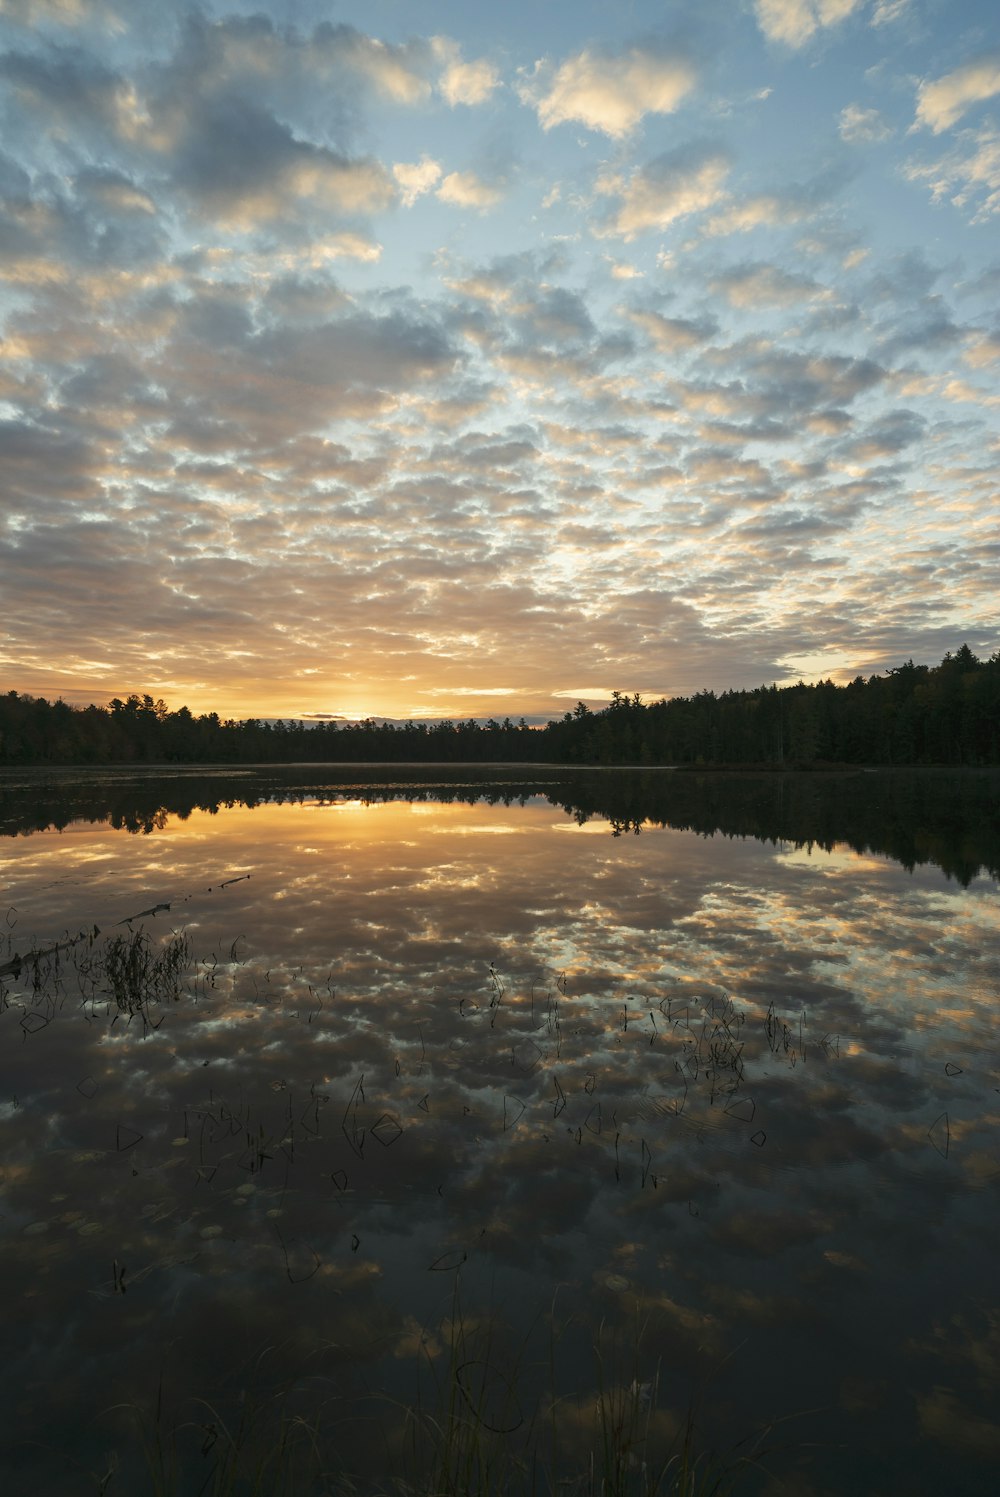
{"left": 0, "top": 21, "right": 414, "bottom": 241}
{"left": 710, "top": 262, "right": 826, "bottom": 307}
{"left": 132, "top": 297, "right": 465, "bottom": 457}
{"left": 0, "top": 42, "right": 139, "bottom": 143}
{"left": 310, "top": 232, "right": 383, "bottom": 263}
{"left": 439, "top": 249, "right": 576, "bottom": 330}
{"left": 322, "top": 26, "right": 432, "bottom": 105}
{"left": 437, "top": 170, "right": 504, "bottom": 210}
{"left": 134, "top": 16, "right": 433, "bottom": 161}
{"left": 673, "top": 348, "right": 886, "bottom": 429}
{"left": 0, "top": 170, "right": 168, "bottom": 281}
{"left": 0, "top": 3, "right": 997, "bottom": 721}
{"left": 841, "top": 407, "right": 925, "bottom": 462}
{"left": 703, "top": 193, "right": 792, "bottom": 236}
{"left": 915, "top": 52, "right": 1000, "bottom": 134}
{"left": 187, "top": 17, "right": 429, "bottom": 104}
{"left": 393, "top": 155, "right": 443, "bottom": 207}
{"left": 754, "top": 0, "right": 863, "bottom": 49}
{"left": 686, "top": 447, "right": 776, "bottom": 493}
{"left": 168, "top": 95, "right": 396, "bottom": 228}
{"left": 509, "top": 286, "right": 596, "bottom": 347}
{"left": 193, "top": 16, "right": 433, "bottom": 108}
{"left": 839, "top": 103, "right": 892, "bottom": 143}
{"left": 596, "top": 144, "right": 730, "bottom": 240}
{"left": 523, "top": 45, "right": 696, "bottom": 138}
{"left": 0, "top": 0, "right": 152, "bottom": 31}
{"left": 905, "top": 125, "right": 1000, "bottom": 222}
{"left": 963, "top": 330, "right": 1000, "bottom": 367}
{"left": 870, "top": 0, "right": 912, "bottom": 24}
{"left": 0, "top": 0, "right": 91, "bottom": 21}
{"left": 74, "top": 167, "right": 156, "bottom": 216}
{"left": 627, "top": 309, "right": 718, "bottom": 351}
{"left": 871, "top": 292, "right": 961, "bottom": 359}
{"left": 605, "top": 258, "right": 644, "bottom": 280}
{"left": 432, "top": 37, "right": 500, "bottom": 106}
{"left": 242, "top": 307, "right": 459, "bottom": 400}
{"left": 0, "top": 416, "right": 102, "bottom": 503}
{"left": 702, "top": 160, "right": 854, "bottom": 238}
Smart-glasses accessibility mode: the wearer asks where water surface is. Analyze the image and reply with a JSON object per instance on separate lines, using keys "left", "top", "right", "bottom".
{"left": 1, "top": 768, "right": 997, "bottom": 1494}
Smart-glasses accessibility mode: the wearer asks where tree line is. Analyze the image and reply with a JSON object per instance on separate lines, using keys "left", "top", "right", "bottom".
{"left": 1, "top": 645, "right": 997, "bottom": 767}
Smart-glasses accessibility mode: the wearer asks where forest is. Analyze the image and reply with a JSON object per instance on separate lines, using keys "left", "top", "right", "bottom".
{"left": 1, "top": 645, "right": 998, "bottom": 768}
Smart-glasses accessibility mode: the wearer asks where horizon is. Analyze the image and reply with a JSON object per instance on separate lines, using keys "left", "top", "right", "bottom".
{"left": 1, "top": 0, "right": 998, "bottom": 718}
{"left": 12, "top": 638, "right": 989, "bottom": 728}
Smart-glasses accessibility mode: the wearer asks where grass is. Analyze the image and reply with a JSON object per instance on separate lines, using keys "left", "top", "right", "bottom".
{"left": 104, "top": 1374, "right": 335, "bottom": 1497}
{"left": 100, "top": 1283, "right": 797, "bottom": 1497}
{"left": 101, "top": 928, "right": 191, "bottom": 1018}
{"left": 1, "top": 922, "right": 192, "bottom": 1026}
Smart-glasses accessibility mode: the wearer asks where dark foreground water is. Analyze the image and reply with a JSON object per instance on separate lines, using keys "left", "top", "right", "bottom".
{"left": 0, "top": 766, "right": 997, "bottom": 1496}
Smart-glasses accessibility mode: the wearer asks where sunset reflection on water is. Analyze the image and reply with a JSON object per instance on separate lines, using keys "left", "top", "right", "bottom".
{"left": 0, "top": 778, "right": 997, "bottom": 1495}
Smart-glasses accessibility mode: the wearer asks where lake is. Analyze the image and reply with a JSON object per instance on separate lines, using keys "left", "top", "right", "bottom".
{"left": 0, "top": 765, "right": 997, "bottom": 1496}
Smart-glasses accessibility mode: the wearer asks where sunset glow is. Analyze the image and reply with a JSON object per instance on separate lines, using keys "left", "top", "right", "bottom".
{"left": 1, "top": 0, "right": 998, "bottom": 720}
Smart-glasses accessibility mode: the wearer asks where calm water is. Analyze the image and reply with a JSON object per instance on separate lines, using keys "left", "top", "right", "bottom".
{"left": 0, "top": 767, "right": 997, "bottom": 1495}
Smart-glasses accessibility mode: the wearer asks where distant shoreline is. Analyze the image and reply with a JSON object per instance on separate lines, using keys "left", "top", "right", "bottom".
{"left": 3, "top": 648, "right": 998, "bottom": 768}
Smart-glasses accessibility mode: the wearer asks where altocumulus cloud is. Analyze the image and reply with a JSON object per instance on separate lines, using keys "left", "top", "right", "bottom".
{"left": 596, "top": 143, "right": 731, "bottom": 240}
{"left": 522, "top": 42, "right": 697, "bottom": 138}
{"left": 0, "top": 0, "right": 997, "bottom": 718}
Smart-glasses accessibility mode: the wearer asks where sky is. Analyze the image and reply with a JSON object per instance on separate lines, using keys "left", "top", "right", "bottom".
{"left": 1, "top": 0, "right": 998, "bottom": 723}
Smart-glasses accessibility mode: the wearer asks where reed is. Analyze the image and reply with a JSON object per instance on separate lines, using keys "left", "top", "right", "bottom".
{"left": 102, "top": 1309, "right": 761, "bottom": 1497}
{"left": 101, "top": 929, "right": 191, "bottom": 1015}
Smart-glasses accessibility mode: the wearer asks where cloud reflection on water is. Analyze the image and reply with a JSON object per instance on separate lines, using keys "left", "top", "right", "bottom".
{"left": 0, "top": 785, "right": 998, "bottom": 1493}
